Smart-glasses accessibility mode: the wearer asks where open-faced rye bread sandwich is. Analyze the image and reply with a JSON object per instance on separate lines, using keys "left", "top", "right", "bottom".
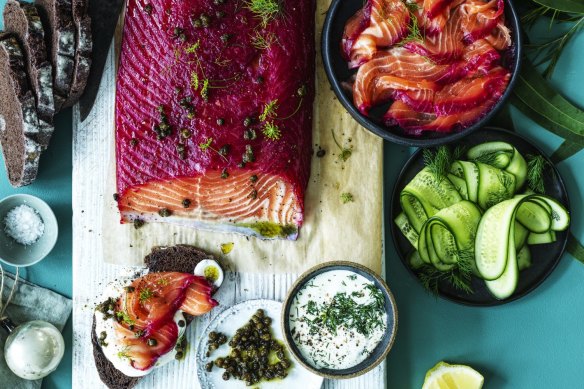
{"left": 92, "top": 245, "right": 222, "bottom": 389}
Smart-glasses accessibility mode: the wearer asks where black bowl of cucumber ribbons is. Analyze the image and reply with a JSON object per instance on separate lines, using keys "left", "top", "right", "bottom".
{"left": 390, "top": 128, "right": 570, "bottom": 306}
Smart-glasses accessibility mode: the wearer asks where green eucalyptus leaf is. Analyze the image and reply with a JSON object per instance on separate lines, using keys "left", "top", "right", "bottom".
{"left": 532, "top": 0, "right": 584, "bottom": 14}
{"left": 567, "top": 233, "right": 584, "bottom": 265}
{"left": 550, "top": 141, "right": 583, "bottom": 164}
{"left": 511, "top": 60, "right": 584, "bottom": 146}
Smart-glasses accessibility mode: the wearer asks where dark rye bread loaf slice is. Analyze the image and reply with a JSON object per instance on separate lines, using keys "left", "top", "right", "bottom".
{"left": 34, "top": 0, "right": 75, "bottom": 111}
{"left": 91, "top": 245, "right": 214, "bottom": 389}
{"left": 4, "top": 0, "right": 55, "bottom": 148}
{"left": 0, "top": 33, "right": 43, "bottom": 187}
{"left": 62, "top": 0, "right": 92, "bottom": 108}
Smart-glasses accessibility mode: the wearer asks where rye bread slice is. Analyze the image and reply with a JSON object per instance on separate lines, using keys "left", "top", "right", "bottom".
{"left": 62, "top": 0, "right": 91, "bottom": 108}
{"left": 34, "top": 0, "right": 75, "bottom": 111}
{"left": 3, "top": 1, "right": 54, "bottom": 120}
{"left": 0, "top": 33, "right": 43, "bottom": 187}
{"left": 91, "top": 245, "right": 215, "bottom": 389}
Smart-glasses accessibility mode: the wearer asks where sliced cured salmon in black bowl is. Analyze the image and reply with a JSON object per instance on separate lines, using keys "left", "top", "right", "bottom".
{"left": 322, "top": 0, "right": 523, "bottom": 147}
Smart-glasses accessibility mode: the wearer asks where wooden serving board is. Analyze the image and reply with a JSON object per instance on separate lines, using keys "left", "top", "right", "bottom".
{"left": 72, "top": 1, "right": 387, "bottom": 388}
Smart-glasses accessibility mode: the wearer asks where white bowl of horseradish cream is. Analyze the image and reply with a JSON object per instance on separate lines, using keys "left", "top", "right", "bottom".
{"left": 282, "top": 261, "right": 398, "bottom": 379}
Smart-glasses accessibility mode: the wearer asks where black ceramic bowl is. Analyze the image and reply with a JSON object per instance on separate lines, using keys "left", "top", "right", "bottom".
{"left": 281, "top": 261, "right": 398, "bottom": 379}
{"left": 390, "top": 128, "right": 570, "bottom": 306}
{"left": 322, "top": 0, "right": 523, "bottom": 147}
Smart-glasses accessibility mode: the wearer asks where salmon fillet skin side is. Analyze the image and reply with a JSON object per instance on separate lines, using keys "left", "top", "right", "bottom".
{"left": 115, "top": 0, "right": 315, "bottom": 240}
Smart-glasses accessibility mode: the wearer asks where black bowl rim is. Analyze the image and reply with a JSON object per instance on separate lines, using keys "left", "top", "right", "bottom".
{"left": 321, "top": 0, "right": 523, "bottom": 147}
{"left": 281, "top": 261, "right": 398, "bottom": 379}
{"left": 388, "top": 127, "right": 571, "bottom": 307}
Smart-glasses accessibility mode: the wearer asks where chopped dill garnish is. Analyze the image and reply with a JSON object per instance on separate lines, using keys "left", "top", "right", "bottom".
{"left": 200, "top": 79, "right": 209, "bottom": 100}
{"left": 245, "top": 0, "right": 281, "bottom": 27}
{"left": 301, "top": 286, "right": 386, "bottom": 337}
{"left": 139, "top": 287, "right": 154, "bottom": 302}
{"left": 260, "top": 99, "right": 279, "bottom": 121}
{"left": 340, "top": 192, "right": 354, "bottom": 204}
{"left": 156, "top": 277, "right": 169, "bottom": 286}
{"left": 184, "top": 40, "right": 200, "bottom": 54}
{"left": 526, "top": 154, "right": 549, "bottom": 194}
{"left": 115, "top": 311, "right": 135, "bottom": 326}
{"left": 199, "top": 137, "right": 214, "bottom": 151}
{"left": 117, "top": 347, "right": 131, "bottom": 360}
{"left": 262, "top": 121, "right": 281, "bottom": 140}
{"left": 331, "top": 129, "right": 352, "bottom": 162}
{"left": 190, "top": 72, "right": 199, "bottom": 90}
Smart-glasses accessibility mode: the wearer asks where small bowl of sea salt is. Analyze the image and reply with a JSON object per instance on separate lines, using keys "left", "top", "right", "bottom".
{"left": 0, "top": 194, "right": 58, "bottom": 267}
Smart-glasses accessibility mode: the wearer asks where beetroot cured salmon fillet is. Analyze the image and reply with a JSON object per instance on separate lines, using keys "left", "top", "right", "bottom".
{"left": 115, "top": 0, "right": 315, "bottom": 240}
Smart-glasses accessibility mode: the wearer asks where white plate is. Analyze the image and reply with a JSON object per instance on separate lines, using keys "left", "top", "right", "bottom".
{"left": 196, "top": 299, "right": 324, "bottom": 389}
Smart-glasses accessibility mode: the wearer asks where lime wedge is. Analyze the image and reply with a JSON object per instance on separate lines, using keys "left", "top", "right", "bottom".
{"left": 422, "top": 361, "right": 484, "bottom": 389}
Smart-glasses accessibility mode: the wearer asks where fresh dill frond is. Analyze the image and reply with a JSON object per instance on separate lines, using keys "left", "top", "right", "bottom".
{"left": 472, "top": 152, "right": 500, "bottom": 166}
{"left": 526, "top": 154, "right": 550, "bottom": 194}
{"left": 260, "top": 99, "right": 279, "bottom": 121}
{"left": 400, "top": 7, "right": 424, "bottom": 45}
{"left": 423, "top": 146, "right": 454, "bottom": 181}
{"left": 340, "top": 192, "right": 354, "bottom": 204}
{"left": 262, "top": 121, "right": 281, "bottom": 140}
{"left": 331, "top": 129, "right": 352, "bottom": 162}
{"left": 245, "top": 0, "right": 281, "bottom": 27}
{"left": 417, "top": 250, "right": 474, "bottom": 295}
{"left": 251, "top": 31, "right": 277, "bottom": 50}
{"left": 199, "top": 137, "right": 214, "bottom": 151}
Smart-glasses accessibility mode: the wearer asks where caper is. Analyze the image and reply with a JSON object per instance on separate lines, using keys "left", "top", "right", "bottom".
{"left": 147, "top": 338, "right": 157, "bottom": 347}
{"left": 205, "top": 362, "right": 213, "bottom": 372}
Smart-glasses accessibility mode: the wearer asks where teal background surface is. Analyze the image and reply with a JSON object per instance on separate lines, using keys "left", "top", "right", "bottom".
{"left": 385, "top": 25, "right": 584, "bottom": 389}
{"left": 0, "top": 2, "right": 72, "bottom": 388}
{"left": 1, "top": 0, "right": 583, "bottom": 388}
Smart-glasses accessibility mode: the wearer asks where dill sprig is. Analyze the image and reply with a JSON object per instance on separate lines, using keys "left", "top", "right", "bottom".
{"left": 262, "top": 121, "right": 281, "bottom": 140}
{"left": 331, "top": 129, "right": 352, "bottom": 162}
{"left": 417, "top": 250, "right": 474, "bottom": 295}
{"left": 115, "top": 310, "right": 135, "bottom": 326}
{"left": 400, "top": 4, "right": 424, "bottom": 45}
{"left": 251, "top": 31, "right": 277, "bottom": 50}
{"left": 260, "top": 99, "right": 279, "bottom": 121}
{"left": 423, "top": 146, "right": 463, "bottom": 181}
{"left": 117, "top": 346, "right": 131, "bottom": 360}
{"left": 246, "top": 0, "right": 281, "bottom": 27}
{"left": 526, "top": 154, "right": 550, "bottom": 194}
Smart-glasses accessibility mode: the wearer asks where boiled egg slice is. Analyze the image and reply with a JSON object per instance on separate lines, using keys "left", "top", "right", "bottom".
{"left": 194, "top": 259, "right": 224, "bottom": 288}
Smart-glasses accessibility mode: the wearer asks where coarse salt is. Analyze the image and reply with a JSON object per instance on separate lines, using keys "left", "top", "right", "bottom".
{"left": 4, "top": 205, "right": 45, "bottom": 245}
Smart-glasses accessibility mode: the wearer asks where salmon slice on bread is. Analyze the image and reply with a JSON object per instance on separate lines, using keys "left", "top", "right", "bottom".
{"left": 92, "top": 245, "right": 220, "bottom": 389}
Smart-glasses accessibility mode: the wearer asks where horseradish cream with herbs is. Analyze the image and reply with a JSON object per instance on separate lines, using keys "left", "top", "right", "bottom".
{"left": 288, "top": 270, "right": 387, "bottom": 370}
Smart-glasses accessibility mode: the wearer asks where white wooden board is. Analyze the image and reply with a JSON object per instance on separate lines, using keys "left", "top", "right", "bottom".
{"left": 72, "top": 30, "right": 387, "bottom": 389}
